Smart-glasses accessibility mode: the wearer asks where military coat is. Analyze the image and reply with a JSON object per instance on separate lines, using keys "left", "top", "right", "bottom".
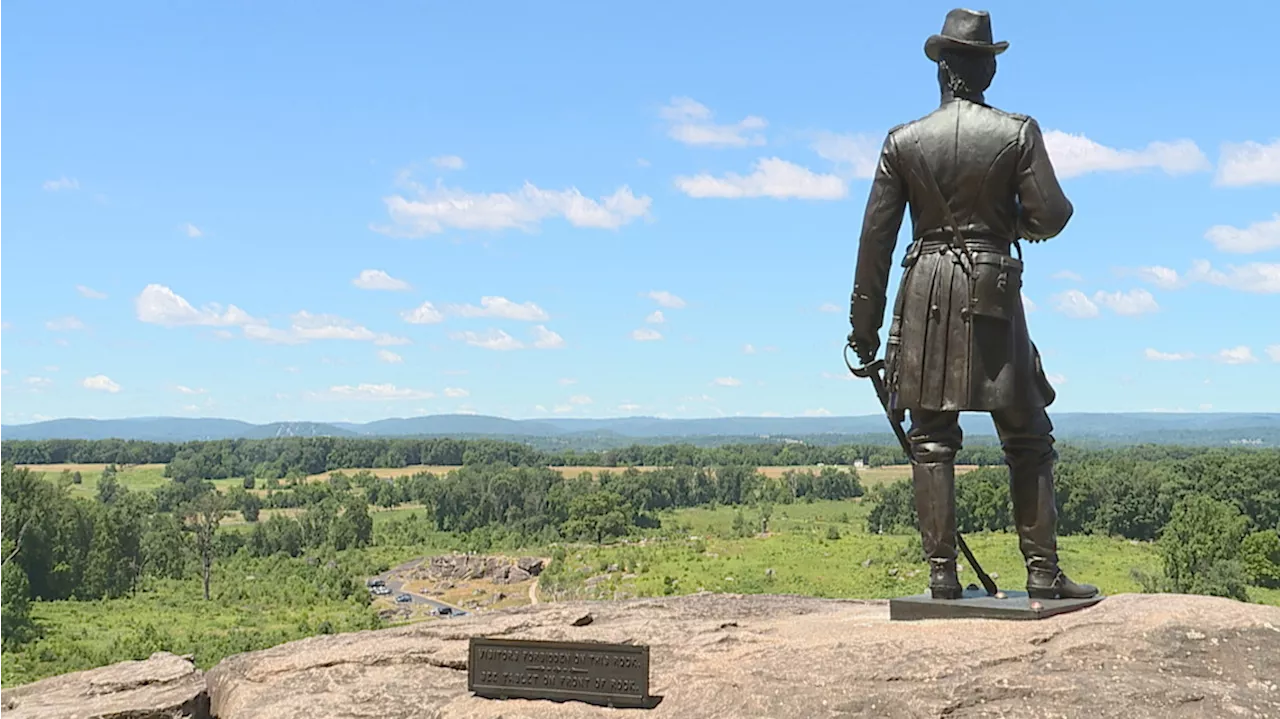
{"left": 851, "top": 97, "right": 1073, "bottom": 413}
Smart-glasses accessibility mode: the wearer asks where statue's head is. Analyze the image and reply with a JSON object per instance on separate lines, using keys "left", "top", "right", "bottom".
{"left": 924, "top": 9, "right": 1006, "bottom": 98}
{"left": 936, "top": 49, "right": 997, "bottom": 97}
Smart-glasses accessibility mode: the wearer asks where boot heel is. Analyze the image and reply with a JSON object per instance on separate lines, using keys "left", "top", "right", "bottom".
{"left": 1026, "top": 587, "right": 1058, "bottom": 600}
{"left": 931, "top": 585, "right": 963, "bottom": 600}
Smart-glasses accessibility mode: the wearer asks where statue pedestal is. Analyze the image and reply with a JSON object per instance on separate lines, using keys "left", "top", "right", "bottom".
{"left": 890, "top": 587, "right": 1104, "bottom": 621}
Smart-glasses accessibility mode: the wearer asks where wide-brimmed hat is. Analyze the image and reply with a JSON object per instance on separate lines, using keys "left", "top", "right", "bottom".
{"left": 924, "top": 8, "right": 1009, "bottom": 62}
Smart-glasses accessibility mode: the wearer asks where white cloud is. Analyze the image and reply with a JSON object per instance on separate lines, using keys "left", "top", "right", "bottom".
{"left": 175, "top": 385, "right": 208, "bottom": 394}
{"left": 1214, "top": 346, "right": 1259, "bottom": 365}
{"left": 675, "top": 158, "right": 846, "bottom": 200}
{"left": 323, "top": 383, "right": 434, "bottom": 400}
{"left": 376, "top": 181, "right": 651, "bottom": 237}
{"left": 1052, "top": 270, "right": 1083, "bottom": 281}
{"left": 553, "top": 405, "right": 574, "bottom": 414}
{"left": 1144, "top": 349, "right": 1195, "bottom": 361}
{"left": 803, "top": 408, "right": 833, "bottom": 417}
{"left": 569, "top": 395, "right": 593, "bottom": 405}
{"left": 1021, "top": 292, "right": 1036, "bottom": 312}
{"left": 431, "top": 155, "right": 465, "bottom": 170}
{"left": 183, "top": 223, "right": 203, "bottom": 238}
{"left": 743, "top": 343, "right": 757, "bottom": 354}
{"left": 82, "top": 375, "right": 121, "bottom": 393}
{"left": 1204, "top": 213, "right": 1280, "bottom": 254}
{"left": 443, "top": 387, "right": 469, "bottom": 398}
{"left": 1046, "top": 373, "right": 1068, "bottom": 385}
{"left": 1215, "top": 138, "right": 1280, "bottom": 187}
{"left": 810, "top": 131, "right": 880, "bottom": 179}
{"left": 401, "top": 301, "right": 445, "bottom": 324}
{"left": 1132, "top": 266, "right": 1185, "bottom": 290}
{"left": 636, "top": 158, "right": 651, "bottom": 168}
{"left": 631, "top": 328, "right": 662, "bottom": 341}
{"left": 1265, "top": 344, "right": 1280, "bottom": 362}
{"left": 1186, "top": 260, "right": 1280, "bottom": 294}
{"left": 645, "top": 310, "right": 665, "bottom": 324}
{"left": 1042, "top": 130, "right": 1211, "bottom": 179}
{"left": 25, "top": 376, "right": 53, "bottom": 389}
{"left": 135, "top": 284, "right": 259, "bottom": 328}
{"left": 660, "top": 97, "right": 767, "bottom": 148}
{"left": 1051, "top": 290, "right": 1100, "bottom": 318}
{"left": 43, "top": 177, "right": 79, "bottom": 191}
{"left": 77, "top": 285, "right": 107, "bottom": 300}
{"left": 821, "top": 371, "right": 854, "bottom": 382}
{"left": 243, "top": 311, "right": 410, "bottom": 346}
{"left": 446, "top": 296, "right": 549, "bottom": 321}
{"left": 558, "top": 378, "right": 577, "bottom": 385}
{"left": 531, "top": 325, "right": 565, "bottom": 349}
{"left": 46, "top": 316, "right": 86, "bottom": 331}
{"left": 1092, "top": 289, "right": 1159, "bottom": 316}
{"left": 451, "top": 328, "right": 524, "bottom": 351}
{"left": 646, "top": 291, "right": 686, "bottom": 309}
{"left": 818, "top": 303, "right": 841, "bottom": 313}
{"left": 352, "top": 269, "right": 412, "bottom": 291}
{"left": 618, "top": 403, "right": 642, "bottom": 412}
{"left": 712, "top": 377, "right": 742, "bottom": 387}
{"left": 377, "top": 350, "right": 404, "bottom": 364}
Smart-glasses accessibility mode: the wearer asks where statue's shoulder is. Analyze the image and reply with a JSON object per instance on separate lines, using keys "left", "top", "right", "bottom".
{"left": 984, "top": 104, "right": 1036, "bottom": 128}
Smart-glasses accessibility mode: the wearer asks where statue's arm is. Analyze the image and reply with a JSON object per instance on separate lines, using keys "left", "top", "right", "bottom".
{"left": 850, "top": 132, "right": 908, "bottom": 344}
{"left": 1015, "top": 118, "right": 1073, "bottom": 241}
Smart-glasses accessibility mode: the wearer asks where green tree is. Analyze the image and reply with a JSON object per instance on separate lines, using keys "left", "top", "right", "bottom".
{"left": 1241, "top": 529, "right": 1280, "bottom": 588}
{"left": 96, "top": 466, "right": 121, "bottom": 504}
{"left": 1, "top": 538, "right": 35, "bottom": 649}
{"left": 182, "top": 492, "right": 228, "bottom": 601}
{"left": 1159, "top": 495, "right": 1250, "bottom": 601}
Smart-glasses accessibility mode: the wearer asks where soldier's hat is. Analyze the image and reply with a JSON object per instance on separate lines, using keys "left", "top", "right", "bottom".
{"left": 925, "top": 8, "right": 1009, "bottom": 62}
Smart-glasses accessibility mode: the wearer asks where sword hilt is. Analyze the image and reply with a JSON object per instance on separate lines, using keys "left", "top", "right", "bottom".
{"left": 843, "top": 343, "right": 884, "bottom": 378}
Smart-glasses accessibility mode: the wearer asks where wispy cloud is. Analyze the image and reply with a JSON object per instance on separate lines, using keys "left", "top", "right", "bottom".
{"left": 174, "top": 385, "right": 208, "bottom": 394}
{"left": 1214, "top": 138, "right": 1280, "bottom": 187}
{"left": 401, "top": 301, "right": 445, "bottom": 324}
{"left": 818, "top": 303, "right": 841, "bottom": 313}
{"left": 1053, "top": 289, "right": 1158, "bottom": 317}
{"left": 377, "top": 350, "right": 404, "bottom": 364}
{"left": 645, "top": 310, "right": 665, "bottom": 324}
{"left": 352, "top": 269, "right": 412, "bottom": 291}
{"left": 1051, "top": 270, "right": 1083, "bottom": 281}
{"left": 1204, "top": 213, "right": 1280, "bottom": 254}
{"left": 446, "top": 296, "right": 549, "bottom": 321}
{"left": 1214, "top": 346, "right": 1259, "bottom": 365}
{"left": 46, "top": 316, "right": 86, "bottom": 331}
{"left": 82, "top": 375, "right": 121, "bottom": 393}
{"left": 1042, "top": 130, "right": 1210, "bottom": 179}
{"left": 77, "top": 285, "right": 108, "bottom": 300}
{"left": 443, "top": 387, "right": 469, "bottom": 398}
{"left": 645, "top": 290, "right": 686, "bottom": 309}
{"left": 660, "top": 97, "right": 767, "bottom": 148}
{"left": 319, "top": 383, "right": 434, "bottom": 400}
{"left": 1144, "top": 348, "right": 1195, "bottom": 361}
{"left": 531, "top": 325, "right": 565, "bottom": 349}
{"left": 183, "top": 223, "right": 204, "bottom": 238}
{"left": 43, "top": 177, "right": 80, "bottom": 192}
{"left": 675, "top": 158, "right": 846, "bottom": 200}
{"left": 430, "top": 155, "right": 465, "bottom": 170}
{"left": 1051, "top": 290, "right": 1100, "bottom": 318}
{"left": 631, "top": 328, "right": 662, "bottom": 341}
{"left": 809, "top": 131, "right": 880, "bottom": 179}
{"left": 135, "top": 284, "right": 259, "bottom": 328}
{"left": 712, "top": 377, "right": 742, "bottom": 387}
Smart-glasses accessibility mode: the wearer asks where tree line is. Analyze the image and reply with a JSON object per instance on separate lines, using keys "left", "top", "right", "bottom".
{"left": 0, "top": 436, "right": 1010, "bottom": 479}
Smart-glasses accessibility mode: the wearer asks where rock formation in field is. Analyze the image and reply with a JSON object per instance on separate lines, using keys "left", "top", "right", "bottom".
{"left": 410, "top": 554, "right": 544, "bottom": 585}
{"left": 7, "top": 593, "right": 1280, "bottom": 718}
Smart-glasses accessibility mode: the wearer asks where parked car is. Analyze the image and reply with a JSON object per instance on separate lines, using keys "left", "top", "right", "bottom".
{"left": 395, "top": 593, "right": 413, "bottom": 603}
{"left": 372, "top": 585, "right": 392, "bottom": 596}
{"left": 435, "top": 607, "right": 452, "bottom": 616}
{"left": 366, "top": 578, "right": 386, "bottom": 588}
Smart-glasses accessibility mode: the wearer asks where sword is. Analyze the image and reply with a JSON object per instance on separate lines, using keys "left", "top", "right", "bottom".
{"left": 843, "top": 343, "right": 999, "bottom": 597}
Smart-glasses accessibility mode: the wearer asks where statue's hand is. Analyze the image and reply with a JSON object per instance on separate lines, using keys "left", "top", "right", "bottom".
{"left": 847, "top": 329, "right": 879, "bottom": 366}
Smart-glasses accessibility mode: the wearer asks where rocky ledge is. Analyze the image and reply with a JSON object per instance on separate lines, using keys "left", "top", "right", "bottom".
{"left": 5, "top": 593, "right": 1280, "bottom": 718}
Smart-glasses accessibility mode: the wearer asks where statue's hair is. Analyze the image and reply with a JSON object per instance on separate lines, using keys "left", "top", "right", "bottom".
{"left": 937, "top": 49, "right": 996, "bottom": 96}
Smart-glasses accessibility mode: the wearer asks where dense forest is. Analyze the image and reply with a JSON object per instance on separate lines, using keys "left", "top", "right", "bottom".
{"left": 2, "top": 438, "right": 1278, "bottom": 679}
{"left": 0, "top": 436, "right": 1009, "bottom": 478}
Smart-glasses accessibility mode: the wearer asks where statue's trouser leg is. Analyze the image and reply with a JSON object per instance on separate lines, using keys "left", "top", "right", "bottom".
{"left": 906, "top": 409, "right": 963, "bottom": 599}
{"left": 992, "top": 407, "right": 1098, "bottom": 600}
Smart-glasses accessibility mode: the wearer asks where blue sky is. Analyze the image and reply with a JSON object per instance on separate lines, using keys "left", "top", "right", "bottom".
{"left": 3, "top": 1, "right": 1278, "bottom": 425}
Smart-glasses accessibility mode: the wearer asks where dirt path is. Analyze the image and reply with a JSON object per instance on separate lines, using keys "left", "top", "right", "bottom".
{"left": 528, "top": 577, "right": 539, "bottom": 605}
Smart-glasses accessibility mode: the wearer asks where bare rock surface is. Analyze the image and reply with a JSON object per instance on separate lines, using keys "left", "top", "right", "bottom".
{"left": 205, "top": 593, "right": 1280, "bottom": 719}
{"left": 1, "top": 651, "right": 209, "bottom": 719}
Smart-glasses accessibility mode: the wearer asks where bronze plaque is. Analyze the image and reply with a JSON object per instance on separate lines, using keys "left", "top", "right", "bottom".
{"left": 468, "top": 637, "right": 651, "bottom": 708}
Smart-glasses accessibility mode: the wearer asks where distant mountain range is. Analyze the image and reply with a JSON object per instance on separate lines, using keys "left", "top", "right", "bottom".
{"left": 2, "top": 413, "right": 1278, "bottom": 447}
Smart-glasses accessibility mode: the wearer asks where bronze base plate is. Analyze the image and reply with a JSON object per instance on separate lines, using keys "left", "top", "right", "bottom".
{"left": 890, "top": 588, "right": 1105, "bottom": 621}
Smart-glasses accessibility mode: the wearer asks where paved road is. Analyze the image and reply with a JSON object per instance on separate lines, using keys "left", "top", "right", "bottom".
{"left": 369, "top": 559, "right": 468, "bottom": 617}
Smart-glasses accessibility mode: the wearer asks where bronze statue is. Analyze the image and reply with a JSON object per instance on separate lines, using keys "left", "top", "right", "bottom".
{"left": 848, "top": 8, "right": 1097, "bottom": 601}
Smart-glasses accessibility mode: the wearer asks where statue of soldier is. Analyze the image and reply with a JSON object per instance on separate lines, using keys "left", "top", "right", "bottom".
{"left": 848, "top": 8, "right": 1097, "bottom": 601}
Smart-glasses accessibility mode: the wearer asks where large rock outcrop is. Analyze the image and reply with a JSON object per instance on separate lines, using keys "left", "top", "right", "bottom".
{"left": 7, "top": 594, "right": 1280, "bottom": 718}
{"left": 0, "top": 651, "right": 208, "bottom": 719}
{"left": 206, "top": 593, "right": 1280, "bottom": 718}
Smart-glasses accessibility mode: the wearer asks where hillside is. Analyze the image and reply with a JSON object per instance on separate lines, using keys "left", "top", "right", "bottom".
{"left": 2, "top": 412, "right": 1278, "bottom": 447}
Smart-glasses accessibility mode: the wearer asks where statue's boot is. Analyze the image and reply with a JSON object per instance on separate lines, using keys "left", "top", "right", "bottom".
{"left": 912, "top": 460, "right": 963, "bottom": 599}
{"left": 1009, "top": 455, "right": 1099, "bottom": 600}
